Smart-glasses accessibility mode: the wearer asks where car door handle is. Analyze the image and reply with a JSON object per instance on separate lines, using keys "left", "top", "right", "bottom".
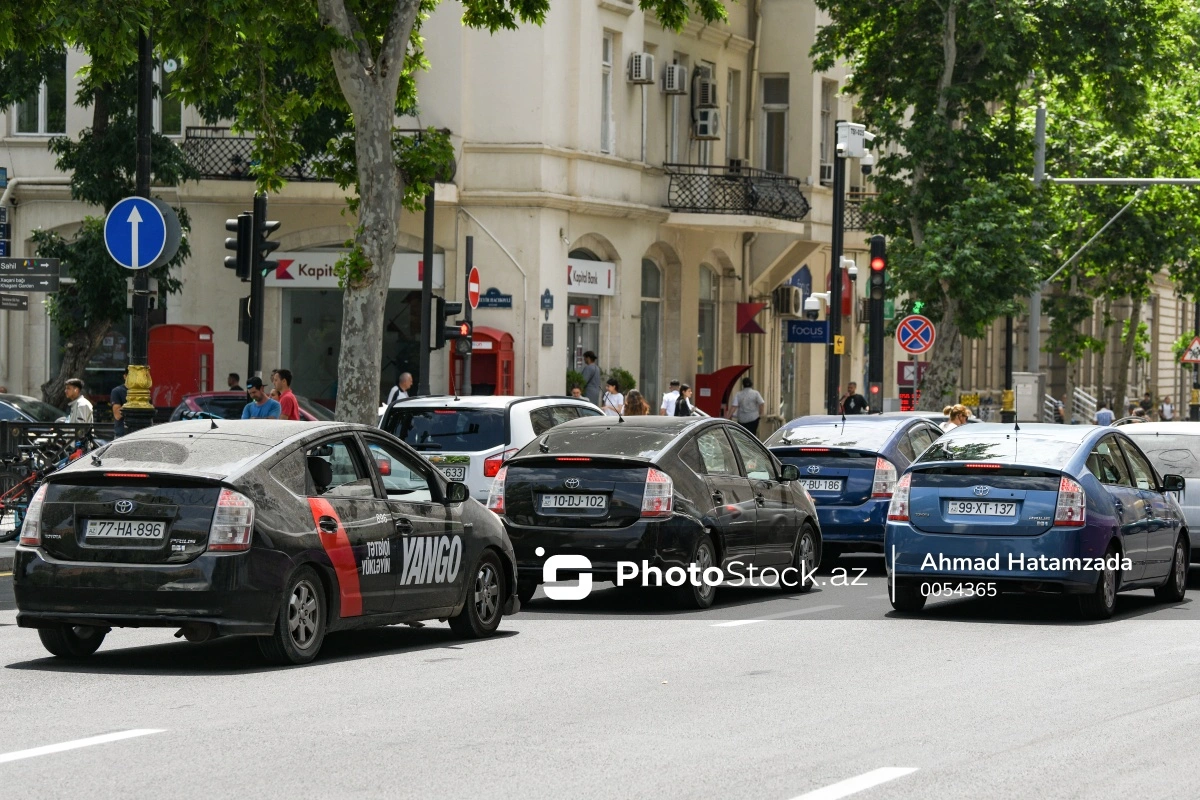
{"left": 317, "top": 516, "right": 339, "bottom": 534}
{"left": 394, "top": 518, "right": 414, "bottom": 533}
{"left": 755, "top": 493, "right": 766, "bottom": 506}
{"left": 711, "top": 491, "right": 725, "bottom": 505}
{"left": 1113, "top": 500, "right": 1124, "bottom": 511}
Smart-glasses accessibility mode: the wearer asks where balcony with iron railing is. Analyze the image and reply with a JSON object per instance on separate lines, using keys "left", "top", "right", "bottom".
{"left": 845, "top": 190, "right": 881, "bottom": 231}
{"left": 179, "top": 127, "right": 329, "bottom": 181}
{"left": 664, "top": 163, "right": 810, "bottom": 222}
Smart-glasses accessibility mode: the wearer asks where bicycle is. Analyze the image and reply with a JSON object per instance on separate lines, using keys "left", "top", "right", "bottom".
{"left": 0, "top": 437, "right": 95, "bottom": 544}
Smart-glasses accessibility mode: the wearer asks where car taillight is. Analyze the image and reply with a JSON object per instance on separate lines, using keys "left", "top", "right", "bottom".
{"left": 872, "top": 457, "right": 898, "bottom": 498}
{"left": 887, "top": 473, "right": 911, "bottom": 521}
{"left": 486, "top": 466, "right": 507, "bottom": 513}
{"left": 208, "top": 488, "right": 255, "bottom": 552}
{"left": 642, "top": 468, "right": 673, "bottom": 518}
{"left": 17, "top": 484, "right": 48, "bottom": 547}
{"left": 1054, "top": 476, "right": 1086, "bottom": 527}
{"left": 484, "top": 448, "right": 518, "bottom": 478}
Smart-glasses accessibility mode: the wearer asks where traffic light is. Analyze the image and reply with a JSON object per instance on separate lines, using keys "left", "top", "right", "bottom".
{"left": 913, "top": 300, "right": 926, "bottom": 314}
{"left": 224, "top": 212, "right": 252, "bottom": 281}
{"left": 252, "top": 193, "right": 281, "bottom": 278}
{"left": 453, "top": 321, "right": 474, "bottom": 355}
{"left": 434, "top": 297, "right": 465, "bottom": 350}
{"left": 869, "top": 234, "right": 886, "bottom": 301}
{"left": 867, "top": 234, "right": 886, "bottom": 411}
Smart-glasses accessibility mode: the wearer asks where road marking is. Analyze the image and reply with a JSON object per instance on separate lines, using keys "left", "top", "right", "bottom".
{"left": 0, "top": 729, "right": 164, "bottom": 765}
{"left": 790, "top": 767, "right": 918, "bottom": 800}
{"left": 712, "top": 604, "right": 842, "bottom": 627}
{"left": 867, "top": 594, "right": 889, "bottom": 600}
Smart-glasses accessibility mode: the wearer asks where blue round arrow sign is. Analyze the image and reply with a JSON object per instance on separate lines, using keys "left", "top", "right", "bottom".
{"left": 104, "top": 197, "right": 168, "bottom": 270}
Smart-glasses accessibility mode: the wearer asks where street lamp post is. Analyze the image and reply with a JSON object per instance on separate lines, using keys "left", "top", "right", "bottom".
{"left": 825, "top": 124, "right": 847, "bottom": 415}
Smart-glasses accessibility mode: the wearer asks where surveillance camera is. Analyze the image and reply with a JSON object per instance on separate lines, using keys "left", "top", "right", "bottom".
{"left": 836, "top": 142, "right": 847, "bottom": 157}
{"left": 804, "top": 295, "right": 821, "bottom": 321}
{"left": 848, "top": 264, "right": 859, "bottom": 281}
{"left": 861, "top": 152, "right": 875, "bottom": 176}
{"left": 863, "top": 130, "right": 876, "bottom": 143}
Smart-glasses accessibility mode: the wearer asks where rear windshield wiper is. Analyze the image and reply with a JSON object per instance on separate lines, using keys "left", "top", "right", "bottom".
{"left": 412, "top": 443, "right": 444, "bottom": 451}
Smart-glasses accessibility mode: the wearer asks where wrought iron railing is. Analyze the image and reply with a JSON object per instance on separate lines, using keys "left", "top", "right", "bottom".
{"left": 179, "top": 127, "right": 328, "bottom": 181}
{"left": 845, "top": 190, "right": 881, "bottom": 231}
{"left": 664, "top": 163, "right": 811, "bottom": 221}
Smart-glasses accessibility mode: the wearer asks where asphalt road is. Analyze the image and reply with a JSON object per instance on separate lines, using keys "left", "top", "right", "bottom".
{"left": 2, "top": 556, "right": 1200, "bottom": 799}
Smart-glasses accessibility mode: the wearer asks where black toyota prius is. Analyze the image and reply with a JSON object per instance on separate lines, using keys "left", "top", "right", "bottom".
{"left": 489, "top": 416, "right": 821, "bottom": 608}
{"left": 13, "top": 420, "right": 518, "bottom": 664}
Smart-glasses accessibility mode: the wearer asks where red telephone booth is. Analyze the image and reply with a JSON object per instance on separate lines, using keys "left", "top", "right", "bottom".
{"left": 693, "top": 364, "right": 751, "bottom": 417}
{"left": 449, "top": 326, "right": 515, "bottom": 396}
{"left": 148, "top": 324, "right": 215, "bottom": 407}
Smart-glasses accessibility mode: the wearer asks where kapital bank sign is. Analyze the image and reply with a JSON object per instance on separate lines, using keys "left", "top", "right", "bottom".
{"left": 566, "top": 258, "right": 616, "bottom": 297}
{"left": 266, "top": 252, "right": 445, "bottom": 290}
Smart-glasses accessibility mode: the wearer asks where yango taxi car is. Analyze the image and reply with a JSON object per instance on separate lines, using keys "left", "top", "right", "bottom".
{"left": 13, "top": 420, "right": 518, "bottom": 664}
{"left": 885, "top": 424, "right": 1188, "bottom": 619}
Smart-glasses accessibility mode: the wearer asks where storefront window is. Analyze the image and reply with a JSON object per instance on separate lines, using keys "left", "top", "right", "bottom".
{"left": 567, "top": 248, "right": 603, "bottom": 375}
{"left": 698, "top": 264, "right": 717, "bottom": 374}
{"left": 640, "top": 259, "right": 661, "bottom": 399}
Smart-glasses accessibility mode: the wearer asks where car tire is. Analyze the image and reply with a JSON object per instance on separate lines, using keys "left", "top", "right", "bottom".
{"left": 675, "top": 534, "right": 718, "bottom": 610}
{"left": 1154, "top": 536, "right": 1188, "bottom": 603}
{"left": 516, "top": 578, "right": 538, "bottom": 607}
{"left": 784, "top": 524, "right": 818, "bottom": 594}
{"left": 37, "top": 624, "right": 107, "bottom": 658}
{"left": 1079, "top": 545, "right": 1120, "bottom": 620}
{"left": 450, "top": 549, "right": 506, "bottom": 638}
{"left": 258, "top": 567, "right": 327, "bottom": 666}
{"left": 887, "top": 576, "right": 927, "bottom": 614}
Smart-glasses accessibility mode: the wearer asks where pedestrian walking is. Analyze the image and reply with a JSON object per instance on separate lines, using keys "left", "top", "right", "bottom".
{"left": 110, "top": 367, "right": 129, "bottom": 438}
{"left": 65, "top": 378, "right": 94, "bottom": 423}
{"left": 941, "top": 404, "right": 969, "bottom": 431}
{"left": 601, "top": 378, "right": 624, "bottom": 416}
{"left": 1140, "top": 391, "right": 1153, "bottom": 416}
{"left": 569, "top": 386, "right": 583, "bottom": 399}
{"left": 1053, "top": 396, "right": 1065, "bottom": 424}
{"left": 729, "top": 377, "right": 766, "bottom": 435}
{"left": 1160, "top": 395, "right": 1175, "bottom": 421}
{"left": 580, "top": 351, "right": 602, "bottom": 405}
{"left": 227, "top": 373, "right": 243, "bottom": 392}
{"left": 1094, "top": 402, "right": 1115, "bottom": 426}
{"left": 272, "top": 369, "right": 301, "bottom": 421}
{"left": 840, "top": 382, "right": 869, "bottom": 415}
{"left": 674, "top": 384, "right": 694, "bottom": 417}
{"left": 242, "top": 377, "right": 282, "bottom": 419}
{"left": 386, "top": 372, "right": 412, "bottom": 406}
{"left": 624, "top": 390, "right": 650, "bottom": 416}
{"left": 660, "top": 380, "right": 681, "bottom": 416}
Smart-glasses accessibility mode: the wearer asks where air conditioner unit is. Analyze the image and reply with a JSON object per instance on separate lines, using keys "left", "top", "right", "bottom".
{"left": 773, "top": 285, "right": 802, "bottom": 317}
{"left": 662, "top": 64, "right": 688, "bottom": 94}
{"left": 819, "top": 162, "right": 834, "bottom": 185}
{"left": 627, "top": 52, "right": 655, "bottom": 84}
{"left": 694, "top": 75, "right": 718, "bottom": 107}
{"left": 693, "top": 108, "right": 720, "bottom": 140}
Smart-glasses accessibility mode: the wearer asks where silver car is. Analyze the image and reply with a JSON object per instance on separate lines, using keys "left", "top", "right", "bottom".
{"left": 1123, "top": 422, "right": 1200, "bottom": 562}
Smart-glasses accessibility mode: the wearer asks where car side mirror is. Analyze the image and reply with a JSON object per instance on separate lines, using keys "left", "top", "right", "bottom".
{"left": 1162, "top": 474, "right": 1185, "bottom": 492}
{"left": 446, "top": 481, "right": 470, "bottom": 503}
{"left": 780, "top": 464, "right": 801, "bottom": 482}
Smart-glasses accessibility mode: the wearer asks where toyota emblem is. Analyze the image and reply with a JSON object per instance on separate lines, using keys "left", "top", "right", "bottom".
{"left": 564, "top": 477, "right": 581, "bottom": 489}
{"left": 115, "top": 499, "right": 136, "bottom": 514}
{"left": 972, "top": 485, "right": 991, "bottom": 497}
{"left": 807, "top": 465, "right": 821, "bottom": 475}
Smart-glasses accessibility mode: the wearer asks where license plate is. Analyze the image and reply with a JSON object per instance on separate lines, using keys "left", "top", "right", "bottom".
{"left": 540, "top": 494, "right": 607, "bottom": 511}
{"left": 946, "top": 501, "right": 1017, "bottom": 517}
{"left": 801, "top": 479, "right": 843, "bottom": 492}
{"left": 85, "top": 519, "right": 167, "bottom": 540}
{"left": 439, "top": 466, "right": 467, "bottom": 481}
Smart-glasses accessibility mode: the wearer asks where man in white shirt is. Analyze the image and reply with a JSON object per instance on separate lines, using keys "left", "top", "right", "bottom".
{"left": 65, "top": 378, "right": 94, "bottom": 423}
{"left": 660, "top": 380, "right": 681, "bottom": 416}
{"left": 385, "top": 372, "right": 412, "bottom": 406}
{"left": 729, "top": 377, "right": 766, "bottom": 436}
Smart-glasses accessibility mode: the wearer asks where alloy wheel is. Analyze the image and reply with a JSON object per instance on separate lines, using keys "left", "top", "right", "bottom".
{"left": 1175, "top": 541, "right": 1187, "bottom": 591}
{"left": 288, "top": 580, "right": 320, "bottom": 650}
{"left": 475, "top": 563, "right": 501, "bottom": 623}
{"left": 696, "top": 543, "right": 714, "bottom": 599}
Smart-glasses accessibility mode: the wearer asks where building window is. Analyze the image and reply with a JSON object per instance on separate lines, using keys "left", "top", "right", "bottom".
{"left": 762, "top": 75, "right": 788, "bottom": 174}
{"left": 156, "top": 65, "right": 183, "bottom": 136}
{"left": 820, "top": 79, "right": 837, "bottom": 183}
{"left": 601, "top": 33, "right": 615, "bottom": 154}
{"left": 726, "top": 69, "right": 741, "bottom": 163}
{"left": 640, "top": 259, "right": 662, "bottom": 401}
{"left": 698, "top": 264, "right": 718, "bottom": 374}
{"left": 15, "top": 50, "right": 67, "bottom": 135}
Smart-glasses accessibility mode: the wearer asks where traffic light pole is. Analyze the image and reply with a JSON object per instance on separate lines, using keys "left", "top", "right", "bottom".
{"left": 825, "top": 129, "right": 847, "bottom": 415}
{"left": 462, "top": 236, "right": 474, "bottom": 396}
{"left": 1001, "top": 315, "right": 1016, "bottom": 423}
{"left": 418, "top": 190, "right": 435, "bottom": 396}
{"left": 124, "top": 28, "right": 156, "bottom": 433}
{"left": 249, "top": 193, "right": 269, "bottom": 380}
{"left": 867, "top": 235, "right": 886, "bottom": 412}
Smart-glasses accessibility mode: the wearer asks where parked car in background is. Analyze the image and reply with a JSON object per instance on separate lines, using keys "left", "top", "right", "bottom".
{"left": 1122, "top": 422, "right": 1200, "bottom": 562}
{"left": 765, "top": 415, "right": 944, "bottom": 558}
{"left": 0, "top": 393, "right": 69, "bottom": 423}
{"left": 168, "top": 391, "right": 335, "bottom": 422}
{"left": 879, "top": 410, "right": 979, "bottom": 426}
{"left": 379, "top": 396, "right": 604, "bottom": 502}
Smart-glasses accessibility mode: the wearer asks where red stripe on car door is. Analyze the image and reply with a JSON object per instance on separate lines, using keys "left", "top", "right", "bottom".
{"left": 307, "top": 497, "right": 363, "bottom": 617}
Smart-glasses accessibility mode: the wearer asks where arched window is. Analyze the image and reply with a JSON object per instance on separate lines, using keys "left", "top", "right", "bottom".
{"left": 567, "top": 248, "right": 602, "bottom": 374}
{"left": 640, "top": 259, "right": 662, "bottom": 399}
{"left": 698, "top": 264, "right": 718, "bottom": 374}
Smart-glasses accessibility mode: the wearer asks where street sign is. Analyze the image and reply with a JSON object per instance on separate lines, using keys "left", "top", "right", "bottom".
{"left": 897, "top": 360, "right": 929, "bottom": 386}
{"left": 785, "top": 320, "right": 828, "bottom": 343}
{"left": 0, "top": 293, "right": 28, "bottom": 310}
{"left": 1181, "top": 336, "right": 1200, "bottom": 364}
{"left": 896, "top": 314, "right": 936, "bottom": 354}
{"left": 103, "top": 196, "right": 181, "bottom": 270}
{"left": 0, "top": 259, "right": 59, "bottom": 292}
{"left": 478, "top": 287, "right": 513, "bottom": 309}
{"left": 467, "top": 266, "right": 481, "bottom": 309}
{"left": 833, "top": 335, "right": 845, "bottom": 355}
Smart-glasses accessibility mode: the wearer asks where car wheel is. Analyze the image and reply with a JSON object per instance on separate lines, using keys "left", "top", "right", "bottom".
{"left": 676, "top": 534, "right": 718, "bottom": 609}
{"left": 450, "top": 549, "right": 506, "bottom": 638}
{"left": 1154, "top": 536, "right": 1188, "bottom": 603}
{"left": 784, "top": 524, "right": 818, "bottom": 594}
{"left": 37, "top": 624, "right": 107, "bottom": 658}
{"left": 258, "top": 567, "right": 327, "bottom": 665}
{"left": 887, "top": 576, "right": 927, "bottom": 614}
{"left": 1079, "top": 545, "right": 1119, "bottom": 620}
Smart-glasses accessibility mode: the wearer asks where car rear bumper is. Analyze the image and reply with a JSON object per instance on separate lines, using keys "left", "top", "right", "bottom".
{"left": 504, "top": 517, "right": 699, "bottom": 582}
{"left": 885, "top": 522, "right": 1105, "bottom": 593}
{"left": 13, "top": 546, "right": 285, "bottom": 635}
{"left": 816, "top": 499, "right": 888, "bottom": 550}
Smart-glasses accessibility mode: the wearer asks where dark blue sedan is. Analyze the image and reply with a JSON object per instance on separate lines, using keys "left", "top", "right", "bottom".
{"left": 885, "top": 424, "right": 1189, "bottom": 619}
{"left": 765, "top": 416, "right": 945, "bottom": 557}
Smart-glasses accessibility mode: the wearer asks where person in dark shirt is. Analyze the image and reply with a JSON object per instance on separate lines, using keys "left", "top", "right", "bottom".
{"left": 110, "top": 367, "right": 129, "bottom": 437}
{"left": 227, "top": 372, "right": 243, "bottom": 392}
{"left": 841, "top": 382, "right": 869, "bottom": 415}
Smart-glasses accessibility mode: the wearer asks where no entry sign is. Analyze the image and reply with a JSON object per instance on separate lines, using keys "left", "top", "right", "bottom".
{"left": 467, "top": 266, "right": 481, "bottom": 309}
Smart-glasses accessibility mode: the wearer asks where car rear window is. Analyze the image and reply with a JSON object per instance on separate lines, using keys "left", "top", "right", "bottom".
{"left": 524, "top": 425, "right": 679, "bottom": 458}
{"left": 1124, "top": 433, "right": 1200, "bottom": 479}
{"left": 916, "top": 434, "right": 1079, "bottom": 467}
{"left": 766, "top": 422, "right": 899, "bottom": 451}
{"left": 7, "top": 397, "right": 65, "bottom": 422}
{"left": 385, "top": 408, "right": 506, "bottom": 452}
{"left": 65, "top": 435, "right": 272, "bottom": 476}
{"left": 197, "top": 396, "right": 249, "bottom": 419}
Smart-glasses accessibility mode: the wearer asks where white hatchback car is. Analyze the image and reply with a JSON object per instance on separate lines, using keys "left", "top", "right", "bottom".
{"left": 378, "top": 395, "right": 605, "bottom": 502}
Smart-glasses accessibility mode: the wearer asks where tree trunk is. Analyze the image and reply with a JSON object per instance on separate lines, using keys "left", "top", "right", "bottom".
{"left": 41, "top": 319, "right": 113, "bottom": 409}
{"left": 916, "top": 297, "right": 963, "bottom": 410}
{"left": 1113, "top": 297, "right": 1142, "bottom": 416}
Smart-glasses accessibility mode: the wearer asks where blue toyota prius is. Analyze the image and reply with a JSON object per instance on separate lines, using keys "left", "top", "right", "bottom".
{"left": 766, "top": 415, "right": 945, "bottom": 557}
{"left": 885, "top": 423, "right": 1189, "bottom": 619}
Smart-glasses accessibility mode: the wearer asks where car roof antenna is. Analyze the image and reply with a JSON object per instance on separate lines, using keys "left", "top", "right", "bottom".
{"left": 210, "top": 418, "right": 219, "bottom": 430}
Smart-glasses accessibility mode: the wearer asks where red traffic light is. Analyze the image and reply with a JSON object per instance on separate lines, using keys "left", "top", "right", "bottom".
{"left": 870, "top": 257, "right": 886, "bottom": 271}
{"left": 458, "top": 322, "right": 470, "bottom": 337}
{"left": 869, "top": 384, "right": 880, "bottom": 394}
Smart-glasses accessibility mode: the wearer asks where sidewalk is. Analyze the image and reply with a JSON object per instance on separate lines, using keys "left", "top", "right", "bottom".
{"left": 0, "top": 541, "right": 14, "bottom": 572}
